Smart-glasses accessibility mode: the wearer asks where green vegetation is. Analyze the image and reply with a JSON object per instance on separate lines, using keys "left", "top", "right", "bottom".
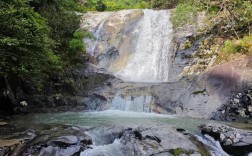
{"left": 95, "top": 0, "right": 107, "bottom": 11}
{"left": 150, "top": 0, "right": 179, "bottom": 9}
{"left": 169, "top": 148, "right": 194, "bottom": 156}
{"left": 220, "top": 35, "right": 252, "bottom": 55}
{"left": 0, "top": 0, "right": 86, "bottom": 91}
{"left": 169, "top": 0, "right": 252, "bottom": 63}
{"left": 192, "top": 89, "right": 207, "bottom": 95}
{"left": 171, "top": 3, "right": 199, "bottom": 27}
{"left": 83, "top": 0, "right": 150, "bottom": 11}
{"left": 1, "top": 0, "right": 251, "bottom": 108}
{"left": 0, "top": 0, "right": 59, "bottom": 86}
{"left": 217, "top": 35, "right": 252, "bottom": 63}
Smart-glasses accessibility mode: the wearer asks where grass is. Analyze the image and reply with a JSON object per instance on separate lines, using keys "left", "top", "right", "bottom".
{"left": 216, "top": 35, "right": 252, "bottom": 64}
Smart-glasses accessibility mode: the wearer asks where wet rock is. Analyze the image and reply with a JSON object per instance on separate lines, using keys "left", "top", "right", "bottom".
{"left": 133, "top": 130, "right": 142, "bottom": 140}
{"left": 145, "top": 135, "right": 161, "bottom": 143}
{"left": 0, "top": 128, "right": 36, "bottom": 156}
{"left": 82, "top": 93, "right": 107, "bottom": 110}
{"left": 0, "top": 139, "right": 23, "bottom": 147}
{"left": 200, "top": 124, "right": 252, "bottom": 156}
{"left": 248, "top": 106, "right": 252, "bottom": 112}
{"left": 38, "top": 146, "right": 81, "bottom": 156}
{"left": 97, "top": 47, "right": 119, "bottom": 68}
{"left": 21, "top": 126, "right": 92, "bottom": 156}
{"left": 212, "top": 86, "right": 252, "bottom": 122}
{"left": 81, "top": 10, "right": 144, "bottom": 69}
{"left": 49, "top": 135, "right": 78, "bottom": 146}
{"left": 0, "top": 122, "right": 7, "bottom": 126}
{"left": 80, "top": 125, "right": 199, "bottom": 156}
{"left": 0, "top": 147, "right": 11, "bottom": 156}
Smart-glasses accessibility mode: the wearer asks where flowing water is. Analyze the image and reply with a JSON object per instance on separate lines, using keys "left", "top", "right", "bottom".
{"left": 85, "top": 9, "right": 173, "bottom": 82}
{"left": 1, "top": 9, "right": 251, "bottom": 156}
{"left": 114, "top": 10, "right": 173, "bottom": 82}
{"left": 78, "top": 9, "right": 230, "bottom": 156}
{"left": 12, "top": 110, "right": 230, "bottom": 156}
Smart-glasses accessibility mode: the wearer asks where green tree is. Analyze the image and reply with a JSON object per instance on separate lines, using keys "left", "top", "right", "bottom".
{"left": 0, "top": 0, "right": 62, "bottom": 84}
{"left": 31, "top": 0, "right": 85, "bottom": 67}
{"left": 96, "top": 0, "right": 107, "bottom": 11}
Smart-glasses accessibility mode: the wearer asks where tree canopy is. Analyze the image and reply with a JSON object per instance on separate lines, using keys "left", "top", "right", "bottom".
{"left": 0, "top": 0, "right": 85, "bottom": 88}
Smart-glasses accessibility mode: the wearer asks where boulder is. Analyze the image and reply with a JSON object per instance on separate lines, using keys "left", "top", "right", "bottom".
{"left": 200, "top": 123, "right": 252, "bottom": 156}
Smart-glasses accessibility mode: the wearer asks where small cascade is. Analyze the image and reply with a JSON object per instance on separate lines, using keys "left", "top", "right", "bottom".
{"left": 114, "top": 9, "right": 173, "bottom": 82}
{"left": 111, "top": 95, "right": 152, "bottom": 112}
{"left": 80, "top": 139, "right": 125, "bottom": 156}
{"left": 196, "top": 135, "right": 230, "bottom": 156}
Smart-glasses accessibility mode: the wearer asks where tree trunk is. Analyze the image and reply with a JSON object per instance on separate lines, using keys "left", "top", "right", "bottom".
{"left": 4, "top": 76, "right": 17, "bottom": 106}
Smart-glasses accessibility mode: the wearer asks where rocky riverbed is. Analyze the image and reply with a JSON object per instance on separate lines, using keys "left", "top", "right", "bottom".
{"left": 2, "top": 111, "right": 252, "bottom": 156}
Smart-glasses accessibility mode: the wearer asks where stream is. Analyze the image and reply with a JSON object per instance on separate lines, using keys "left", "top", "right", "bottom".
{"left": 9, "top": 110, "right": 232, "bottom": 156}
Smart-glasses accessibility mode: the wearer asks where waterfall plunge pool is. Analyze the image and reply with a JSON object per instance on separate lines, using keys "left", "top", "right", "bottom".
{"left": 12, "top": 110, "right": 221, "bottom": 134}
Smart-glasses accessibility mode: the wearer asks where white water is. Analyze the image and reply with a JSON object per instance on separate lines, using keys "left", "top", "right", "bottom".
{"left": 111, "top": 95, "right": 152, "bottom": 112}
{"left": 80, "top": 139, "right": 124, "bottom": 156}
{"left": 196, "top": 135, "right": 230, "bottom": 156}
{"left": 115, "top": 9, "right": 173, "bottom": 82}
{"left": 78, "top": 9, "right": 231, "bottom": 156}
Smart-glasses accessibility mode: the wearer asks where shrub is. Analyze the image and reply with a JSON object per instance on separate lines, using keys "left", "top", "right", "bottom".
{"left": 171, "top": 3, "right": 199, "bottom": 27}
{"left": 96, "top": 0, "right": 107, "bottom": 11}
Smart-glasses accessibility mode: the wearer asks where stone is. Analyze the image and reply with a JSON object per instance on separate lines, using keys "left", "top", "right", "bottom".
{"left": 0, "top": 122, "right": 7, "bottom": 126}
{"left": 248, "top": 106, "right": 252, "bottom": 112}
{"left": 200, "top": 124, "right": 252, "bottom": 155}
{"left": 220, "top": 133, "right": 226, "bottom": 141}
{"left": 53, "top": 136, "right": 78, "bottom": 145}
{"left": 82, "top": 93, "right": 107, "bottom": 110}
{"left": 38, "top": 146, "right": 80, "bottom": 156}
{"left": 234, "top": 98, "right": 240, "bottom": 104}
{"left": 224, "top": 139, "right": 232, "bottom": 145}
{"left": 235, "top": 133, "right": 241, "bottom": 139}
{"left": 20, "top": 101, "right": 28, "bottom": 107}
{"left": 0, "top": 139, "right": 22, "bottom": 147}
{"left": 238, "top": 109, "right": 247, "bottom": 117}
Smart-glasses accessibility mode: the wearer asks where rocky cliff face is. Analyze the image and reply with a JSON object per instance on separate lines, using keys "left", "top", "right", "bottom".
{"left": 80, "top": 9, "right": 252, "bottom": 121}
{"left": 82, "top": 10, "right": 144, "bottom": 70}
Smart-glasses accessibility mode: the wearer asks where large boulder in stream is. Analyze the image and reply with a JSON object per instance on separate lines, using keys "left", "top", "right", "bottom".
{"left": 11, "top": 126, "right": 92, "bottom": 156}
{"left": 80, "top": 125, "right": 205, "bottom": 156}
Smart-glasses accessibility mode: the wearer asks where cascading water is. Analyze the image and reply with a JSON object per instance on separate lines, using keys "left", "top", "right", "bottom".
{"left": 79, "top": 9, "right": 235, "bottom": 156}
{"left": 114, "top": 10, "right": 173, "bottom": 82}
{"left": 84, "top": 9, "right": 173, "bottom": 82}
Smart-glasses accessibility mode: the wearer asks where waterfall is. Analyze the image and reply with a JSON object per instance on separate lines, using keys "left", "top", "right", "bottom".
{"left": 115, "top": 10, "right": 173, "bottom": 82}
{"left": 84, "top": 9, "right": 173, "bottom": 83}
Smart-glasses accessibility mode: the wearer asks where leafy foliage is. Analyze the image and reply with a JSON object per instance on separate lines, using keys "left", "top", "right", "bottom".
{"left": 84, "top": 0, "right": 150, "bottom": 11}
{"left": 95, "top": 0, "right": 107, "bottom": 11}
{"left": 171, "top": 3, "right": 199, "bottom": 27}
{"left": 150, "top": 0, "right": 179, "bottom": 9}
{"left": 218, "top": 35, "right": 252, "bottom": 63}
{"left": 0, "top": 0, "right": 85, "bottom": 89}
{"left": 169, "top": 0, "right": 252, "bottom": 63}
{"left": 0, "top": 0, "right": 62, "bottom": 84}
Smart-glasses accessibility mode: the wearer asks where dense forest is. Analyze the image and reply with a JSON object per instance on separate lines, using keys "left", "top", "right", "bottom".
{"left": 0, "top": 0, "right": 251, "bottom": 112}
{"left": 0, "top": 0, "right": 86, "bottom": 88}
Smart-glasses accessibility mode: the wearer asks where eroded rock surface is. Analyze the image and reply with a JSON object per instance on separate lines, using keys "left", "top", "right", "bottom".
{"left": 200, "top": 123, "right": 252, "bottom": 156}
